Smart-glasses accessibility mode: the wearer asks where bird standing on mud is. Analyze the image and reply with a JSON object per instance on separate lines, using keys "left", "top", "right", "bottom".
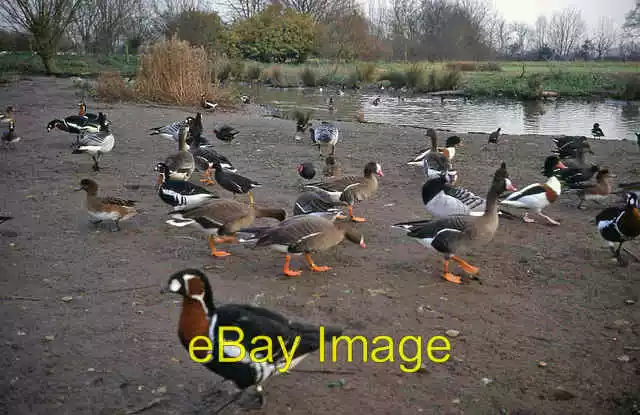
{"left": 2, "top": 120, "right": 21, "bottom": 149}
{"left": 595, "top": 192, "right": 640, "bottom": 266}
{"left": 201, "top": 93, "right": 218, "bottom": 111}
{"left": 76, "top": 179, "right": 137, "bottom": 231}
{"left": 488, "top": 127, "right": 501, "bottom": 144}
{"left": 214, "top": 125, "right": 240, "bottom": 142}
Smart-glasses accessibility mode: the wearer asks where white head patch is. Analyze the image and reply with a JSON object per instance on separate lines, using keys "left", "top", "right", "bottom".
{"left": 169, "top": 279, "right": 182, "bottom": 293}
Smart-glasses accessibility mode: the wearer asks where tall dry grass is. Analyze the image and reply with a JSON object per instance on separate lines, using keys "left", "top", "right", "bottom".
{"left": 96, "top": 71, "right": 135, "bottom": 101}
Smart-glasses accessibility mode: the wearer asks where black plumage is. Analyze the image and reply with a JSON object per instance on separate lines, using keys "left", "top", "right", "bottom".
{"left": 214, "top": 125, "right": 240, "bottom": 142}
{"left": 0, "top": 216, "right": 12, "bottom": 224}
{"left": 555, "top": 165, "right": 599, "bottom": 184}
{"left": 297, "top": 162, "right": 316, "bottom": 180}
{"left": 210, "top": 159, "right": 261, "bottom": 200}
{"left": 488, "top": 127, "right": 501, "bottom": 143}
{"left": 293, "top": 192, "right": 346, "bottom": 215}
{"left": 155, "top": 162, "right": 219, "bottom": 210}
{"left": 595, "top": 193, "right": 640, "bottom": 266}
{"left": 591, "top": 123, "right": 604, "bottom": 138}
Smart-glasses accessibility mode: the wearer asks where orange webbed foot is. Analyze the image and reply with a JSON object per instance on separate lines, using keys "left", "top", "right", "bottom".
{"left": 451, "top": 256, "right": 479, "bottom": 274}
{"left": 310, "top": 265, "right": 331, "bottom": 272}
{"left": 350, "top": 216, "right": 367, "bottom": 223}
{"left": 200, "top": 178, "right": 216, "bottom": 185}
{"left": 284, "top": 269, "right": 302, "bottom": 277}
{"left": 335, "top": 214, "right": 348, "bottom": 220}
{"left": 443, "top": 273, "right": 463, "bottom": 284}
{"left": 211, "top": 250, "right": 231, "bottom": 257}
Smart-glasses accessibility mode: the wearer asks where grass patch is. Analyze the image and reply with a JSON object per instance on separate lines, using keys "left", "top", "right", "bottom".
{"left": 246, "top": 64, "right": 262, "bottom": 81}
{"left": 300, "top": 66, "right": 318, "bottom": 87}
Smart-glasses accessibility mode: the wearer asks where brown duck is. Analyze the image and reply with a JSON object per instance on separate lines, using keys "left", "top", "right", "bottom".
{"left": 392, "top": 162, "right": 512, "bottom": 284}
{"left": 240, "top": 215, "right": 366, "bottom": 277}
{"left": 75, "top": 179, "right": 138, "bottom": 231}
{"left": 323, "top": 154, "right": 340, "bottom": 178}
{"left": 568, "top": 168, "right": 615, "bottom": 209}
{"left": 304, "top": 161, "right": 383, "bottom": 222}
{"left": 167, "top": 199, "right": 286, "bottom": 257}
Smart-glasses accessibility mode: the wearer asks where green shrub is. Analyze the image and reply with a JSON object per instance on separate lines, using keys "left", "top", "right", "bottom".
{"left": 445, "top": 61, "right": 477, "bottom": 72}
{"left": 405, "top": 63, "right": 425, "bottom": 88}
{"left": 478, "top": 62, "right": 502, "bottom": 72}
{"left": 300, "top": 66, "right": 317, "bottom": 86}
{"left": 246, "top": 64, "right": 262, "bottom": 81}
{"left": 378, "top": 70, "right": 406, "bottom": 89}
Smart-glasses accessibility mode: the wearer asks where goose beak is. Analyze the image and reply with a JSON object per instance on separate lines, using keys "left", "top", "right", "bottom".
{"left": 360, "top": 238, "right": 366, "bottom": 248}
{"left": 377, "top": 170, "right": 384, "bottom": 177}
{"left": 505, "top": 179, "right": 517, "bottom": 192}
{"left": 556, "top": 161, "right": 567, "bottom": 169}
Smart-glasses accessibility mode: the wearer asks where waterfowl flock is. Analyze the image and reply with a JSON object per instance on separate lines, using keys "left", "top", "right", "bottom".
{"left": 2, "top": 94, "right": 640, "bottom": 413}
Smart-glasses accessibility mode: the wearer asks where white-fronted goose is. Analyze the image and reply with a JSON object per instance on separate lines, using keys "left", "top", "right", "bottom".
{"left": 499, "top": 156, "right": 566, "bottom": 225}
{"left": 293, "top": 191, "right": 347, "bottom": 217}
{"left": 592, "top": 123, "right": 604, "bottom": 138}
{"left": 240, "top": 215, "right": 365, "bottom": 277}
{"left": 164, "top": 124, "right": 195, "bottom": 181}
{"left": 156, "top": 162, "right": 219, "bottom": 210}
{"left": 568, "top": 169, "right": 615, "bottom": 209}
{"left": 392, "top": 163, "right": 511, "bottom": 284}
{"left": 2, "top": 120, "right": 21, "bottom": 149}
{"left": 167, "top": 198, "right": 286, "bottom": 257}
{"left": 163, "top": 268, "right": 342, "bottom": 409}
{"left": 309, "top": 121, "right": 339, "bottom": 155}
{"left": 422, "top": 172, "right": 516, "bottom": 218}
{"left": 75, "top": 179, "right": 137, "bottom": 231}
{"left": 71, "top": 116, "right": 114, "bottom": 171}
{"left": 304, "top": 161, "right": 383, "bottom": 222}
{"left": 595, "top": 192, "right": 640, "bottom": 266}
{"left": 188, "top": 133, "right": 236, "bottom": 185}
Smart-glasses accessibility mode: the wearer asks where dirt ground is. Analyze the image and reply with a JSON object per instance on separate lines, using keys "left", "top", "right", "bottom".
{"left": 1, "top": 77, "right": 639, "bottom": 415}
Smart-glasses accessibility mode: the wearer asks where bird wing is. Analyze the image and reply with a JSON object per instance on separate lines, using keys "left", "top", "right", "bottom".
{"left": 77, "top": 131, "right": 112, "bottom": 146}
{"left": 165, "top": 180, "right": 216, "bottom": 196}
{"left": 255, "top": 216, "right": 331, "bottom": 247}
{"left": 443, "top": 185, "right": 486, "bottom": 210}
{"left": 501, "top": 183, "right": 544, "bottom": 202}
{"left": 306, "top": 175, "right": 359, "bottom": 192}
{"left": 177, "top": 199, "right": 249, "bottom": 224}
{"left": 100, "top": 196, "right": 137, "bottom": 208}
{"left": 294, "top": 192, "right": 345, "bottom": 215}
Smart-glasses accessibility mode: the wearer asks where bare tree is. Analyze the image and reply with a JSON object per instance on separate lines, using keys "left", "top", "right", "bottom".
{"left": 278, "top": 0, "right": 357, "bottom": 22}
{"left": 225, "top": 0, "right": 265, "bottom": 20}
{"left": 548, "top": 7, "right": 585, "bottom": 57}
{"left": 509, "top": 22, "right": 530, "bottom": 57}
{"left": 0, "top": 0, "right": 82, "bottom": 73}
{"left": 593, "top": 16, "right": 617, "bottom": 59}
{"left": 533, "top": 15, "right": 548, "bottom": 49}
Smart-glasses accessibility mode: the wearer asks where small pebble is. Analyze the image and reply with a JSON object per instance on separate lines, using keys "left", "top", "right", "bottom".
{"left": 618, "top": 355, "right": 630, "bottom": 362}
{"left": 61, "top": 296, "right": 73, "bottom": 302}
{"left": 446, "top": 329, "right": 460, "bottom": 338}
{"left": 452, "top": 398, "right": 461, "bottom": 404}
{"left": 87, "top": 368, "right": 96, "bottom": 372}
{"left": 538, "top": 361, "right": 548, "bottom": 367}
{"left": 44, "top": 335, "right": 55, "bottom": 342}
{"left": 624, "top": 299, "right": 635, "bottom": 305}
{"left": 481, "top": 377, "right": 492, "bottom": 385}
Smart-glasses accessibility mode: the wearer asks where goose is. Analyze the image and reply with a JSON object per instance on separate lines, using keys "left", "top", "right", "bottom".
{"left": 240, "top": 95, "right": 251, "bottom": 104}
{"left": 591, "top": 123, "right": 604, "bottom": 138}
{"left": 498, "top": 156, "right": 566, "bottom": 225}
{"left": 392, "top": 163, "right": 511, "bottom": 284}
{"left": 595, "top": 192, "right": 640, "bottom": 266}
{"left": 293, "top": 191, "right": 348, "bottom": 217}
{"left": 162, "top": 268, "right": 342, "bottom": 410}
{"left": 201, "top": 93, "right": 218, "bottom": 110}
{"left": 304, "top": 161, "right": 383, "bottom": 222}
{"left": 552, "top": 136, "right": 590, "bottom": 159}
{"left": 297, "top": 162, "right": 316, "bottom": 180}
{"left": 188, "top": 133, "right": 236, "bottom": 185}
{"left": 47, "top": 112, "right": 109, "bottom": 145}
{"left": 239, "top": 215, "right": 366, "bottom": 277}
{"left": 407, "top": 129, "right": 458, "bottom": 180}
{"left": 71, "top": 116, "right": 114, "bottom": 171}
{"left": 0, "top": 106, "right": 13, "bottom": 125}
{"left": 560, "top": 141, "right": 594, "bottom": 168}
{"left": 149, "top": 116, "right": 195, "bottom": 142}
{"left": 309, "top": 121, "right": 339, "bottom": 155}
{"left": 209, "top": 159, "right": 261, "bottom": 204}
{"left": 422, "top": 172, "right": 517, "bottom": 218}
{"left": 293, "top": 109, "right": 312, "bottom": 141}
{"left": 1, "top": 120, "right": 21, "bottom": 149}
{"left": 75, "top": 179, "right": 137, "bottom": 231}
{"left": 488, "top": 127, "right": 501, "bottom": 144}
{"left": 214, "top": 125, "right": 240, "bottom": 143}
{"left": 155, "top": 162, "right": 219, "bottom": 211}
{"left": 323, "top": 155, "right": 340, "bottom": 178}
{"left": 77, "top": 101, "right": 100, "bottom": 123}
{"left": 567, "top": 169, "right": 615, "bottom": 209}
{"left": 164, "top": 124, "right": 195, "bottom": 181}
{"left": 167, "top": 198, "right": 286, "bottom": 257}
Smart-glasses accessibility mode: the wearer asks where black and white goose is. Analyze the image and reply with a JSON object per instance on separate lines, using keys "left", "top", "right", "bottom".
{"left": 188, "top": 133, "right": 236, "bottom": 185}
{"left": 201, "top": 94, "right": 218, "bottom": 110}
{"left": 155, "top": 162, "right": 219, "bottom": 210}
{"left": 47, "top": 112, "right": 109, "bottom": 145}
{"left": 423, "top": 172, "right": 516, "bottom": 218}
{"left": 71, "top": 116, "right": 115, "bottom": 171}
{"left": 595, "top": 192, "right": 640, "bottom": 266}
{"left": 163, "top": 268, "right": 342, "bottom": 409}
{"left": 149, "top": 116, "right": 195, "bottom": 142}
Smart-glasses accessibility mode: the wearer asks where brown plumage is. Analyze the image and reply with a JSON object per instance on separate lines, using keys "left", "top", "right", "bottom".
{"left": 247, "top": 215, "right": 366, "bottom": 277}
{"left": 323, "top": 155, "right": 340, "bottom": 178}
{"left": 572, "top": 169, "right": 615, "bottom": 209}
{"left": 0, "top": 106, "right": 14, "bottom": 125}
{"left": 305, "top": 161, "right": 383, "bottom": 222}
{"left": 76, "top": 179, "right": 137, "bottom": 231}
{"left": 167, "top": 199, "right": 286, "bottom": 257}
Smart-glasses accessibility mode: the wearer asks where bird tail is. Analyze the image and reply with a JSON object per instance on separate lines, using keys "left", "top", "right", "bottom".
{"left": 391, "top": 219, "right": 432, "bottom": 232}
{"left": 235, "top": 226, "right": 275, "bottom": 243}
{"left": 255, "top": 207, "right": 287, "bottom": 221}
{"left": 497, "top": 210, "right": 519, "bottom": 220}
{"left": 291, "top": 323, "right": 343, "bottom": 353}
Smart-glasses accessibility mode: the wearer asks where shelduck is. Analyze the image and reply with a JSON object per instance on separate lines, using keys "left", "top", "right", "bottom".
{"left": 595, "top": 193, "right": 640, "bottom": 266}
{"left": 591, "top": 123, "right": 605, "bottom": 138}
{"left": 309, "top": 121, "right": 339, "bottom": 155}
{"left": 2, "top": 120, "right": 21, "bottom": 149}
{"left": 163, "top": 268, "right": 342, "bottom": 409}
{"left": 164, "top": 124, "right": 195, "bottom": 181}
{"left": 392, "top": 163, "right": 511, "bottom": 284}
{"left": 188, "top": 133, "right": 236, "bottom": 185}
{"left": 499, "top": 156, "right": 566, "bottom": 225}
{"left": 304, "top": 161, "right": 383, "bottom": 222}
{"left": 214, "top": 125, "right": 239, "bottom": 142}
{"left": 155, "top": 162, "right": 219, "bottom": 211}
{"left": 71, "top": 116, "right": 114, "bottom": 171}
{"left": 75, "top": 179, "right": 137, "bottom": 231}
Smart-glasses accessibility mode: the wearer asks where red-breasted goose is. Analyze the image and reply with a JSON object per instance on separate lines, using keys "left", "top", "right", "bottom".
{"left": 595, "top": 192, "right": 640, "bottom": 266}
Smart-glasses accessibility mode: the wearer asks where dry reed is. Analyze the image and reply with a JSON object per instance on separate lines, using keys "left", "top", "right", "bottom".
{"left": 96, "top": 71, "right": 134, "bottom": 102}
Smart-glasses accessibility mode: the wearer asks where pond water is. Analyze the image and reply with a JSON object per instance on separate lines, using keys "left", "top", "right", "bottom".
{"left": 239, "top": 85, "right": 640, "bottom": 140}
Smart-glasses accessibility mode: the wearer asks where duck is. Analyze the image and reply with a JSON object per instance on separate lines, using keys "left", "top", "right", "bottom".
{"left": 47, "top": 112, "right": 109, "bottom": 145}
{"left": 214, "top": 125, "right": 240, "bottom": 143}
{"left": 163, "top": 268, "right": 342, "bottom": 409}
{"left": 240, "top": 95, "right": 251, "bottom": 104}
{"left": 309, "top": 121, "right": 339, "bottom": 155}
{"left": 164, "top": 124, "right": 195, "bottom": 180}
{"left": 71, "top": 116, "right": 114, "bottom": 171}
{"left": 619, "top": 181, "right": 640, "bottom": 199}
{"left": 155, "top": 162, "right": 219, "bottom": 211}
{"left": 149, "top": 116, "right": 195, "bottom": 142}
{"left": 498, "top": 156, "right": 566, "bottom": 225}
{"left": 77, "top": 101, "right": 100, "bottom": 123}
{"left": 560, "top": 140, "right": 594, "bottom": 168}
{"left": 304, "top": 161, "right": 383, "bottom": 222}
{"left": 595, "top": 192, "right": 640, "bottom": 266}
{"left": 552, "top": 136, "right": 589, "bottom": 158}
{"left": 422, "top": 171, "right": 517, "bottom": 218}
{"left": 0, "top": 106, "right": 13, "bottom": 125}
{"left": 338, "top": 85, "right": 345, "bottom": 96}
{"left": 167, "top": 199, "right": 286, "bottom": 257}
{"left": 188, "top": 133, "right": 236, "bottom": 185}
{"left": 555, "top": 164, "right": 600, "bottom": 184}
{"left": 75, "top": 179, "right": 137, "bottom": 231}
{"left": 407, "top": 129, "right": 459, "bottom": 178}
{"left": 293, "top": 191, "right": 348, "bottom": 217}
{"left": 591, "top": 123, "right": 605, "bottom": 138}
{"left": 240, "top": 215, "right": 366, "bottom": 277}
{"left": 209, "top": 159, "right": 261, "bottom": 204}
{"left": 2, "top": 120, "right": 21, "bottom": 149}
{"left": 392, "top": 162, "right": 511, "bottom": 284}
{"left": 293, "top": 109, "right": 313, "bottom": 141}
{"left": 328, "top": 96, "right": 335, "bottom": 112}
{"left": 488, "top": 127, "right": 501, "bottom": 144}
{"left": 201, "top": 93, "right": 218, "bottom": 110}
{"left": 297, "top": 162, "right": 315, "bottom": 180}
{"left": 372, "top": 96, "right": 381, "bottom": 106}
{"left": 567, "top": 169, "right": 615, "bottom": 209}
{"left": 0, "top": 216, "right": 12, "bottom": 225}
{"left": 323, "top": 155, "right": 340, "bottom": 178}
